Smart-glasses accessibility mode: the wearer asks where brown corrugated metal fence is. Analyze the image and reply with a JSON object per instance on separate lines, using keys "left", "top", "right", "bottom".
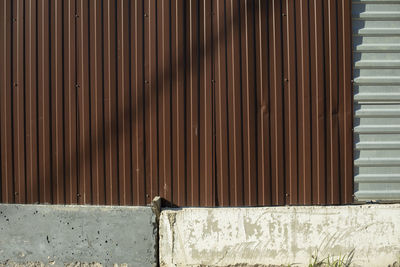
{"left": 0, "top": 0, "right": 353, "bottom": 206}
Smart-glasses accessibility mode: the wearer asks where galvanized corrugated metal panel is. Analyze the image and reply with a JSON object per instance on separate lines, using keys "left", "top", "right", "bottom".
{"left": 0, "top": 0, "right": 353, "bottom": 206}
{"left": 353, "top": 0, "right": 400, "bottom": 201}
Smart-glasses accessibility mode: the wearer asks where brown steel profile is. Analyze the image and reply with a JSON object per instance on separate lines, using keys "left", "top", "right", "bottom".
{"left": 51, "top": 0, "right": 65, "bottom": 204}
{"left": 240, "top": 0, "right": 258, "bottom": 207}
{"left": 171, "top": 0, "right": 186, "bottom": 206}
{"left": 103, "top": 0, "right": 118, "bottom": 205}
{"left": 116, "top": 0, "right": 132, "bottom": 206}
{"left": 13, "top": 0, "right": 26, "bottom": 204}
{"left": 282, "top": 0, "right": 298, "bottom": 205}
{"left": 76, "top": 0, "right": 91, "bottom": 205}
{"left": 0, "top": 0, "right": 353, "bottom": 206}
{"left": 339, "top": 0, "right": 353, "bottom": 204}
{"left": 185, "top": 0, "right": 200, "bottom": 207}
{"left": 25, "top": 0, "right": 39, "bottom": 204}
{"left": 0, "top": 0, "right": 14, "bottom": 203}
{"left": 269, "top": 0, "right": 285, "bottom": 206}
{"left": 324, "top": 0, "right": 340, "bottom": 204}
{"left": 310, "top": 0, "right": 326, "bottom": 205}
{"left": 157, "top": 0, "right": 172, "bottom": 205}
{"left": 213, "top": 0, "right": 228, "bottom": 206}
{"left": 143, "top": 0, "right": 158, "bottom": 206}
{"left": 38, "top": 0, "right": 52, "bottom": 204}
{"left": 255, "top": 0, "right": 271, "bottom": 206}
{"left": 63, "top": 0, "right": 78, "bottom": 204}
{"left": 226, "top": 0, "right": 244, "bottom": 207}
{"left": 199, "top": 0, "right": 214, "bottom": 207}
{"left": 89, "top": 0, "right": 105, "bottom": 205}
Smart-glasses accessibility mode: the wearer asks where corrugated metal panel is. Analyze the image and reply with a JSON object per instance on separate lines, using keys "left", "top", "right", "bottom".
{"left": 353, "top": 0, "right": 400, "bottom": 201}
{"left": 0, "top": 0, "right": 353, "bottom": 206}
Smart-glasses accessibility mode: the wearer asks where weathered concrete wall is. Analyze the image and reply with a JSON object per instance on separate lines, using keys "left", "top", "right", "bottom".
{"left": 159, "top": 205, "right": 400, "bottom": 267}
{"left": 0, "top": 204, "right": 157, "bottom": 267}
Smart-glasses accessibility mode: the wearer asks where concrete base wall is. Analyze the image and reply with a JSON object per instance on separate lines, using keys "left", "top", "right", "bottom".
{"left": 0, "top": 204, "right": 157, "bottom": 267}
{"left": 159, "top": 205, "right": 400, "bottom": 267}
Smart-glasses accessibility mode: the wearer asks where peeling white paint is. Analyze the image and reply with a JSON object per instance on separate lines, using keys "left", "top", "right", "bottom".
{"left": 159, "top": 205, "right": 400, "bottom": 267}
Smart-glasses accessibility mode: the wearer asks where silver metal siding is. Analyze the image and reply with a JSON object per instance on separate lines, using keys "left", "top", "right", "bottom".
{"left": 353, "top": 0, "right": 400, "bottom": 201}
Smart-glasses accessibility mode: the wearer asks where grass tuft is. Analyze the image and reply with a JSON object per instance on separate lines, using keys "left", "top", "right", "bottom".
{"left": 308, "top": 249, "right": 355, "bottom": 267}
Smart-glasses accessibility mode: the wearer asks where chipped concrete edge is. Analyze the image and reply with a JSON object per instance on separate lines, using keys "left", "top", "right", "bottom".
{"left": 151, "top": 196, "right": 162, "bottom": 267}
{"left": 159, "top": 205, "right": 400, "bottom": 267}
{"left": 159, "top": 209, "right": 176, "bottom": 267}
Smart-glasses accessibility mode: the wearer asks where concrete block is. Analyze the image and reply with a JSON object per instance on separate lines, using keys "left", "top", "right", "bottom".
{"left": 0, "top": 204, "right": 157, "bottom": 267}
{"left": 159, "top": 205, "right": 400, "bottom": 267}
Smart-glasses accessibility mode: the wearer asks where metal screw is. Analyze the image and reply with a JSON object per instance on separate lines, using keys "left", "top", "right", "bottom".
{"left": 144, "top": 13, "right": 148, "bottom": 17}
{"left": 77, "top": 193, "right": 81, "bottom": 197}
{"left": 146, "top": 194, "right": 150, "bottom": 198}
{"left": 75, "top": 14, "right": 79, "bottom": 18}
{"left": 282, "top": 13, "right": 286, "bottom": 16}
{"left": 144, "top": 80, "right": 149, "bottom": 84}
{"left": 284, "top": 78, "right": 289, "bottom": 82}
{"left": 261, "top": 105, "right": 266, "bottom": 113}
